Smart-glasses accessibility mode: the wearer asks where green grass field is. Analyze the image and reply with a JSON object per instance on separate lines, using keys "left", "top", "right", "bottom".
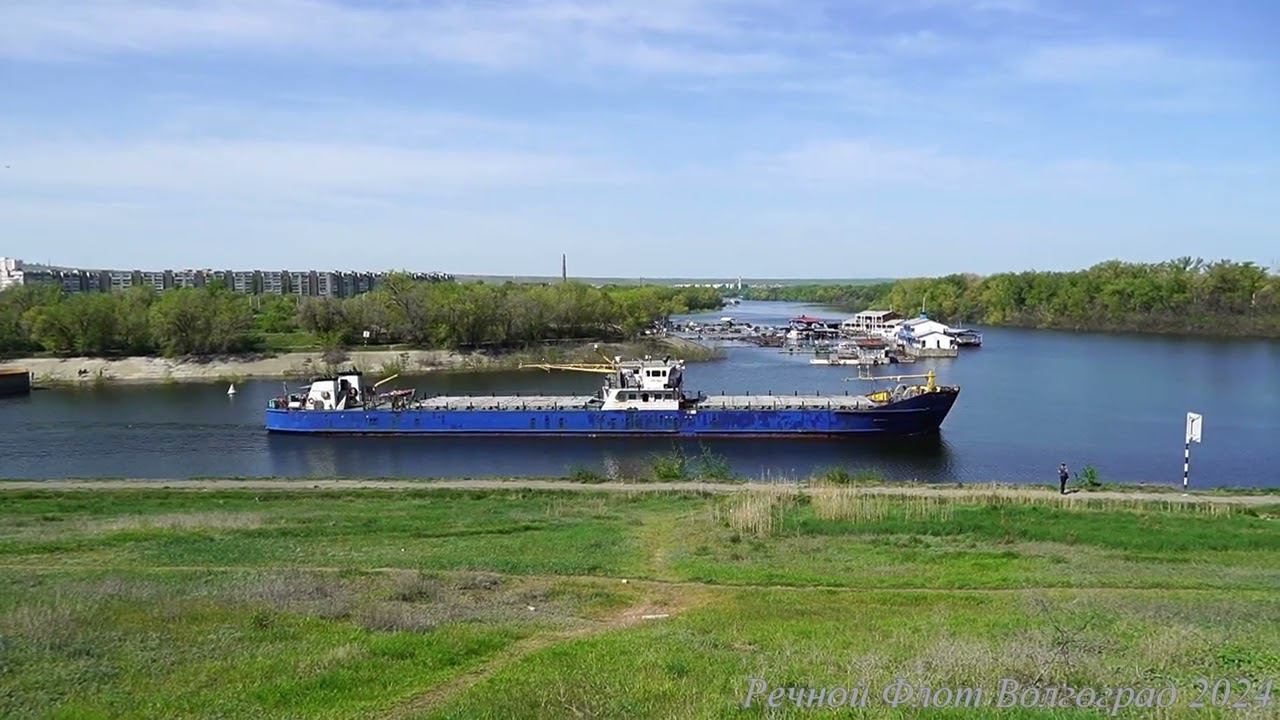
{"left": 1, "top": 487, "right": 1277, "bottom": 718}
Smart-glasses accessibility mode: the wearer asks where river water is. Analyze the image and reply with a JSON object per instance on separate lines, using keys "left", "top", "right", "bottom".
{"left": 2, "top": 302, "right": 1277, "bottom": 487}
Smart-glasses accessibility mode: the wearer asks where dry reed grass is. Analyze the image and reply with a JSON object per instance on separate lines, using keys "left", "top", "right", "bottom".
{"left": 354, "top": 602, "right": 438, "bottom": 632}
{"left": 946, "top": 487, "right": 1244, "bottom": 516}
{"left": 93, "top": 512, "right": 265, "bottom": 532}
{"left": 715, "top": 486, "right": 798, "bottom": 537}
{"left": 237, "top": 571, "right": 353, "bottom": 618}
{"left": 808, "top": 481, "right": 955, "bottom": 523}
{"left": 803, "top": 479, "right": 1249, "bottom": 517}
{"left": 0, "top": 594, "right": 87, "bottom": 651}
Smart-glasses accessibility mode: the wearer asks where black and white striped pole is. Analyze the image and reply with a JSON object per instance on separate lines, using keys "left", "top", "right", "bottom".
{"left": 1183, "top": 412, "right": 1203, "bottom": 495}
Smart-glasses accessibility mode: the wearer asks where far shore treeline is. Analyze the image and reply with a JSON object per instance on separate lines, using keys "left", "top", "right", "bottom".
{"left": 740, "top": 258, "right": 1280, "bottom": 337}
{"left": 0, "top": 276, "right": 723, "bottom": 357}
{"left": 2, "top": 257, "right": 1277, "bottom": 358}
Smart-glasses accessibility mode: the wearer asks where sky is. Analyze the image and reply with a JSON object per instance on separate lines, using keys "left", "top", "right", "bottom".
{"left": 1, "top": 0, "right": 1277, "bottom": 278}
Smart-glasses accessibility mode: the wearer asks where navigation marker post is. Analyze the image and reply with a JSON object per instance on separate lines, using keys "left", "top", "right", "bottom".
{"left": 1183, "top": 412, "right": 1203, "bottom": 494}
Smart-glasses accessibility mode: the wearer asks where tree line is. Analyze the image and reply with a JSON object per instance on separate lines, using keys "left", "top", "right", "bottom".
{"left": 740, "top": 258, "right": 1280, "bottom": 337}
{"left": 0, "top": 277, "right": 723, "bottom": 357}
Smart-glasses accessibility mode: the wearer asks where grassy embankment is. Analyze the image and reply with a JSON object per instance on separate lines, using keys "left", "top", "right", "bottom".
{"left": 1, "top": 485, "right": 1277, "bottom": 718}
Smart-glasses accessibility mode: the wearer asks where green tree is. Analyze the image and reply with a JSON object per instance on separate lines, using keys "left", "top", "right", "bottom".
{"left": 254, "top": 294, "right": 300, "bottom": 334}
{"left": 115, "top": 287, "right": 156, "bottom": 354}
{"left": 28, "top": 293, "right": 120, "bottom": 355}
{"left": 149, "top": 287, "right": 253, "bottom": 355}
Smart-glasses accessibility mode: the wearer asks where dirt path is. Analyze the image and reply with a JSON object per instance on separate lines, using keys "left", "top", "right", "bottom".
{"left": 3, "top": 478, "right": 1276, "bottom": 506}
{"left": 2, "top": 562, "right": 1274, "bottom": 596}
{"left": 387, "top": 590, "right": 695, "bottom": 718}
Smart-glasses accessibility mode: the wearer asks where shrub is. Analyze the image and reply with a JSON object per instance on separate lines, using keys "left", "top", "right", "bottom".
{"left": 650, "top": 447, "right": 687, "bottom": 480}
{"left": 693, "top": 445, "right": 734, "bottom": 480}
{"left": 390, "top": 572, "right": 441, "bottom": 603}
{"left": 812, "top": 467, "right": 884, "bottom": 486}
{"left": 568, "top": 465, "right": 606, "bottom": 483}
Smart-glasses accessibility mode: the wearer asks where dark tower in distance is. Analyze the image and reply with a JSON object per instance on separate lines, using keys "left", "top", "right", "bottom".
{"left": 561, "top": 254, "right": 567, "bottom": 283}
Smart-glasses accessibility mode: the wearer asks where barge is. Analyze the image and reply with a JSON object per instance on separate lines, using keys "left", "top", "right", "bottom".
{"left": 266, "top": 355, "right": 958, "bottom": 437}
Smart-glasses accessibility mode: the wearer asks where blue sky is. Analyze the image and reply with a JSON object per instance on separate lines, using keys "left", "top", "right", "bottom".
{"left": 1, "top": 0, "right": 1277, "bottom": 277}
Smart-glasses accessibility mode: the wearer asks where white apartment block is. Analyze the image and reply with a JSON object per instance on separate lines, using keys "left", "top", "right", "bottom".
{"left": 0, "top": 258, "right": 23, "bottom": 291}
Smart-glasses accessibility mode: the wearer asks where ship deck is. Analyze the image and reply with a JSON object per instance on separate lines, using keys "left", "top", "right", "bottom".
{"left": 400, "top": 394, "right": 881, "bottom": 411}
{"left": 410, "top": 395, "right": 599, "bottom": 411}
{"left": 696, "top": 395, "right": 878, "bottom": 410}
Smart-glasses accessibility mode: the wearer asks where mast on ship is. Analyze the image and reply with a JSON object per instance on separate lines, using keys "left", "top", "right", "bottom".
{"left": 517, "top": 345, "right": 620, "bottom": 376}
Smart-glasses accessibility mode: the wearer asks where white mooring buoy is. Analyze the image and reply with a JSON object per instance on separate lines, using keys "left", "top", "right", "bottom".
{"left": 227, "top": 383, "right": 237, "bottom": 396}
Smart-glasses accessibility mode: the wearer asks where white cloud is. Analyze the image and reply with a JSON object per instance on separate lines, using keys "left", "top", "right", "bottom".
{"left": 1013, "top": 41, "right": 1252, "bottom": 111}
{"left": 877, "top": 0, "right": 1052, "bottom": 16}
{"left": 1018, "top": 41, "right": 1221, "bottom": 84}
{"left": 757, "top": 139, "right": 1000, "bottom": 185}
{"left": 752, "top": 137, "right": 1280, "bottom": 200}
{"left": 0, "top": 139, "right": 616, "bottom": 199}
{"left": 0, "top": 0, "right": 793, "bottom": 76}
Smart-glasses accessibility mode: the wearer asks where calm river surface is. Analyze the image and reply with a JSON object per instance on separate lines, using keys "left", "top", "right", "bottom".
{"left": 2, "top": 302, "right": 1277, "bottom": 487}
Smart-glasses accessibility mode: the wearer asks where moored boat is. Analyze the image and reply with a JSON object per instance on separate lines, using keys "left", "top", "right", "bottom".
{"left": 947, "top": 328, "right": 983, "bottom": 347}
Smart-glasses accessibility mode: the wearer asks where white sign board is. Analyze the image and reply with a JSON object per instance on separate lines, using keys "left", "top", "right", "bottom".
{"left": 1185, "top": 412, "right": 1203, "bottom": 444}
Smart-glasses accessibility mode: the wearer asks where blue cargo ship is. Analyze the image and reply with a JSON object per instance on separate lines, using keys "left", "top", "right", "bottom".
{"left": 265, "top": 357, "right": 958, "bottom": 437}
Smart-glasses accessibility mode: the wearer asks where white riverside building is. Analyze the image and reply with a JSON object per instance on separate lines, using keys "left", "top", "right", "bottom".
{"left": 841, "top": 309, "right": 902, "bottom": 338}
{"left": 897, "top": 315, "right": 958, "bottom": 355}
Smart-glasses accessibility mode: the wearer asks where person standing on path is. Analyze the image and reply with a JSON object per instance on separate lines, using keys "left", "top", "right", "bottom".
{"left": 1058, "top": 463, "right": 1070, "bottom": 495}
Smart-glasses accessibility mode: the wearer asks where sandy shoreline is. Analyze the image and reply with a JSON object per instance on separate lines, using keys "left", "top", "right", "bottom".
{"left": 2, "top": 350, "right": 505, "bottom": 385}
{"left": 1, "top": 337, "right": 714, "bottom": 385}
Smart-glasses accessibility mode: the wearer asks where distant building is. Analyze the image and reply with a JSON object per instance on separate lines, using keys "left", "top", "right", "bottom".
{"left": 0, "top": 258, "right": 452, "bottom": 298}
{"left": 898, "top": 315, "right": 957, "bottom": 353}
{"left": 841, "top": 310, "right": 900, "bottom": 337}
{"left": 105, "top": 270, "right": 136, "bottom": 291}
{"left": 172, "top": 270, "right": 205, "bottom": 289}
{"left": 140, "top": 271, "right": 169, "bottom": 292}
{"left": 289, "top": 271, "right": 313, "bottom": 296}
{"left": 261, "top": 271, "right": 285, "bottom": 295}
{"left": 230, "top": 271, "right": 256, "bottom": 294}
{"left": 316, "top": 272, "right": 338, "bottom": 297}
{"left": 0, "top": 258, "right": 60, "bottom": 290}
{"left": 0, "top": 258, "right": 24, "bottom": 291}
{"left": 59, "top": 273, "right": 83, "bottom": 294}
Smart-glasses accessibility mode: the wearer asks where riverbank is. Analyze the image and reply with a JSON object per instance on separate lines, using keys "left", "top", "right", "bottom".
{"left": 1, "top": 337, "right": 717, "bottom": 386}
{"left": 1, "top": 485, "right": 1275, "bottom": 718}
{"left": 5, "top": 477, "right": 1278, "bottom": 506}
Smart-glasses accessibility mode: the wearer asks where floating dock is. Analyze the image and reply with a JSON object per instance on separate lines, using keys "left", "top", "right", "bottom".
{"left": 0, "top": 367, "right": 32, "bottom": 397}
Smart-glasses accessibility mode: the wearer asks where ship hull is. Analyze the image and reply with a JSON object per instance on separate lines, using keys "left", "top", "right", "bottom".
{"left": 266, "top": 390, "right": 958, "bottom": 437}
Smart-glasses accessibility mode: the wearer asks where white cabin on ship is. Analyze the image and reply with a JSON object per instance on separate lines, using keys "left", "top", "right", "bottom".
{"left": 599, "top": 358, "right": 683, "bottom": 410}
{"left": 299, "top": 371, "right": 366, "bottom": 410}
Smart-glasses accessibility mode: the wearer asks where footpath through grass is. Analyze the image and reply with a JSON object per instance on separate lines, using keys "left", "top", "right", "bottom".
{"left": 0, "top": 486, "right": 1277, "bottom": 718}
